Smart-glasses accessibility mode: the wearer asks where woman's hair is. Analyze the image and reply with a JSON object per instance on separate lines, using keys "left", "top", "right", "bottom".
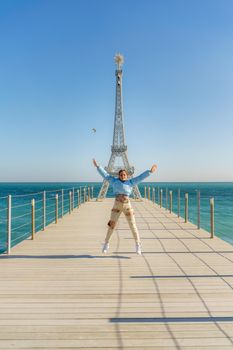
{"left": 118, "top": 169, "right": 128, "bottom": 176}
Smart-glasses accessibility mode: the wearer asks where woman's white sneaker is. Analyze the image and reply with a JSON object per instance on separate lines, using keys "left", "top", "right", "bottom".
{"left": 136, "top": 242, "right": 142, "bottom": 255}
{"left": 102, "top": 242, "right": 109, "bottom": 254}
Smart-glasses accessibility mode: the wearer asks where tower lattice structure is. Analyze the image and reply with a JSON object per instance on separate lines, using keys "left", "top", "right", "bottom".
{"left": 97, "top": 54, "right": 142, "bottom": 200}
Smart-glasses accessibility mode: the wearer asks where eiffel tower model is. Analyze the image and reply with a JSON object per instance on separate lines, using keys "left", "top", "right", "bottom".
{"left": 97, "top": 54, "right": 142, "bottom": 200}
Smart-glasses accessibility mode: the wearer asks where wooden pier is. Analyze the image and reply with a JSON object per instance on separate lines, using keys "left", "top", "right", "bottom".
{"left": 0, "top": 198, "right": 233, "bottom": 349}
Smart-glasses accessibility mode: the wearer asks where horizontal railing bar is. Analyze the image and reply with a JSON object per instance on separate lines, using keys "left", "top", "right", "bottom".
{"left": 12, "top": 202, "right": 31, "bottom": 209}
{"left": 12, "top": 191, "right": 44, "bottom": 198}
{"left": 35, "top": 207, "right": 44, "bottom": 212}
{"left": 0, "top": 195, "right": 8, "bottom": 199}
{"left": 36, "top": 214, "right": 45, "bottom": 221}
{"left": 45, "top": 203, "right": 56, "bottom": 209}
{"left": 11, "top": 230, "right": 31, "bottom": 243}
{"left": 34, "top": 198, "right": 44, "bottom": 204}
{"left": 11, "top": 212, "right": 31, "bottom": 220}
{"left": 35, "top": 223, "right": 43, "bottom": 230}
{"left": 46, "top": 209, "right": 56, "bottom": 216}
{"left": 45, "top": 189, "right": 63, "bottom": 193}
{"left": 11, "top": 221, "right": 30, "bottom": 232}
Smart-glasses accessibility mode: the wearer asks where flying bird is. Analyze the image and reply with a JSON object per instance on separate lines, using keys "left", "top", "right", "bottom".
{"left": 92, "top": 128, "right": 96, "bottom": 133}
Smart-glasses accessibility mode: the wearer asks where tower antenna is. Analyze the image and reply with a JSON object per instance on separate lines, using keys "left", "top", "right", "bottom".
{"left": 114, "top": 53, "right": 124, "bottom": 70}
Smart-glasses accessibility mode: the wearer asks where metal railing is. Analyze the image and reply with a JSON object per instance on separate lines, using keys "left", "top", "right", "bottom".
{"left": 0, "top": 186, "right": 95, "bottom": 255}
{"left": 143, "top": 186, "right": 215, "bottom": 239}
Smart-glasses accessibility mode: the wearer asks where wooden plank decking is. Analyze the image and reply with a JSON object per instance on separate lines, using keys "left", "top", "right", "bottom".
{"left": 0, "top": 198, "right": 233, "bottom": 349}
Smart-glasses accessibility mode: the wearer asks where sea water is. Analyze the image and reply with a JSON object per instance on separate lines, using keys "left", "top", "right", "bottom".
{"left": 0, "top": 182, "right": 232, "bottom": 253}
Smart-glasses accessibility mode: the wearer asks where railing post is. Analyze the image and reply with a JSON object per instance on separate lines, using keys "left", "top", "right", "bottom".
{"left": 185, "top": 193, "right": 188, "bottom": 223}
{"left": 88, "top": 187, "right": 91, "bottom": 201}
{"left": 178, "top": 189, "right": 180, "bottom": 218}
{"left": 210, "top": 198, "right": 214, "bottom": 238}
{"left": 7, "top": 195, "right": 12, "bottom": 254}
{"left": 144, "top": 186, "right": 147, "bottom": 199}
{"left": 79, "top": 187, "right": 81, "bottom": 205}
{"left": 61, "top": 189, "right": 64, "bottom": 218}
{"left": 77, "top": 190, "right": 79, "bottom": 208}
{"left": 69, "top": 191, "right": 72, "bottom": 214}
{"left": 160, "top": 189, "right": 163, "bottom": 208}
{"left": 79, "top": 187, "right": 82, "bottom": 205}
{"left": 91, "top": 186, "right": 94, "bottom": 199}
{"left": 197, "top": 190, "right": 200, "bottom": 229}
{"left": 55, "top": 194, "right": 58, "bottom": 223}
{"left": 152, "top": 188, "right": 155, "bottom": 203}
{"left": 72, "top": 187, "right": 75, "bottom": 210}
{"left": 157, "top": 187, "right": 160, "bottom": 204}
{"left": 166, "top": 188, "right": 168, "bottom": 210}
{"left": 43, "top": 191, "right": 46, "bottom": 230}
{"left": 169, "top": 190, "right": 173, "bottom": 213}
{"left": 148, "top": 187, "right": 151, "bottom": 201}
{"left": 31, "top": 199, "right": 35, "bottom": 240}
{"left": 84, "top": 188, "right": 86, "bottom": 203}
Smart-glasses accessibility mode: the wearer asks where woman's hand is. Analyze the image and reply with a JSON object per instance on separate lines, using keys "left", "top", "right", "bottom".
{"left": 150, "top": 164, "right": 157, "bottom": 173}
{"left": 93, "top": 159, "right": 98, "bottom": 167}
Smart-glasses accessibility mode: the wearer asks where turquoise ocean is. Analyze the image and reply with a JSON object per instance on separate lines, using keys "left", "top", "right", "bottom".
{"left": 0, "top": 182, "right": 232, "bottom": 254}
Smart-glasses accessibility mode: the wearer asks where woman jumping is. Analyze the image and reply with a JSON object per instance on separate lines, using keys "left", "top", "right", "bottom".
{"left": 93, "top": 159, "right": 157, "bottom": 255}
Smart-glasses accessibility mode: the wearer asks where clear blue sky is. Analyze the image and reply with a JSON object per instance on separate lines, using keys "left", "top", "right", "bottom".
{"left": 0, "top": 0, "right": 233, "bottom": 182}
